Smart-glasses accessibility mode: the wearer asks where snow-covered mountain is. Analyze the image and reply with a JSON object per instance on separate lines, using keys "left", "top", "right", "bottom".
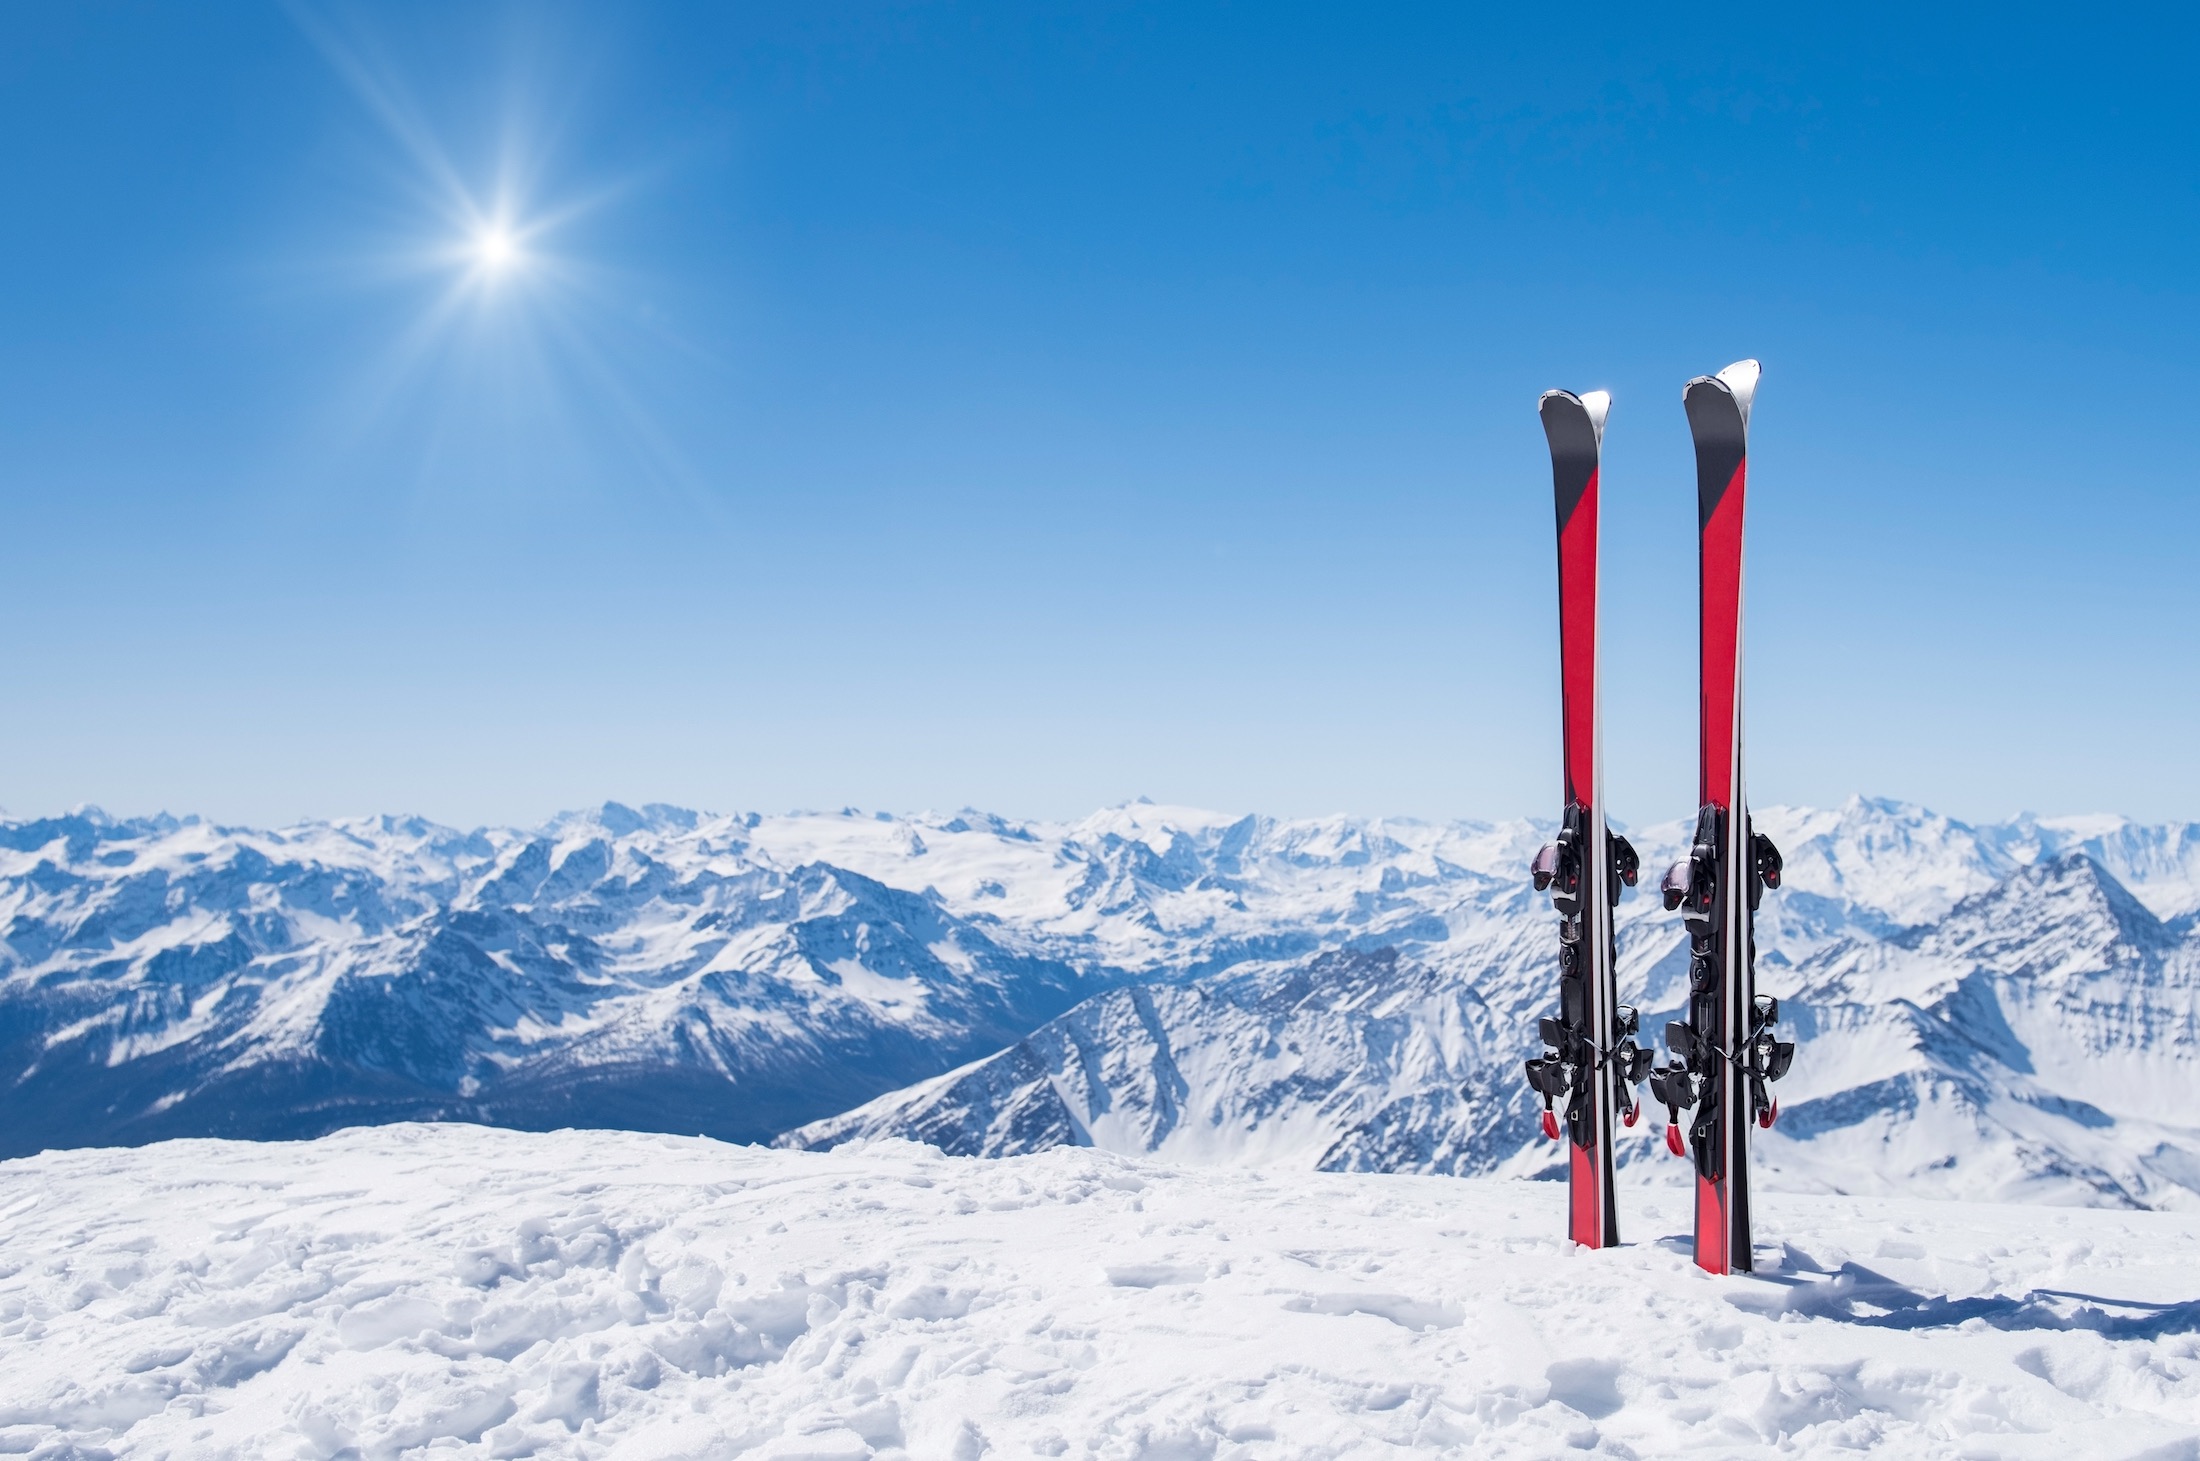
{"left": 1761, "top": 851, "right": 2200, "bottom": 1206}
{"left": 7, "top": 795, "right": 2200, "bottom": 1206}
{"left": 767, "top": 798, "right": 2200, "bottom": 1207}
{"left": 780, "top": 848, "right": 2200, "bottom": 1208}
{"left": 0, "top": 805, "right": 1093, "bottom": 1151}
{"left": 780, "top": 948, "right": 1521, "bottom": 1175}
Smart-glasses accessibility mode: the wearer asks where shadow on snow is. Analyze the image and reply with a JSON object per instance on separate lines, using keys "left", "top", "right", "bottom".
{"left": 1724, "top": 1248, "right": 2200, "bottom": 1338}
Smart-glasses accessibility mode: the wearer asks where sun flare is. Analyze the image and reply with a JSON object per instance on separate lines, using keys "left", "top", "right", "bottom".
{"left": 473, "top": 225, "right": 519, "bottom": 275}
{"left": 289, "top": 5, "right": 706, "bottom": 505}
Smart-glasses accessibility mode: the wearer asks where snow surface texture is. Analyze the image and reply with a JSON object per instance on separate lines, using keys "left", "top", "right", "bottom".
{"left": 9, "top": 1124, "right": 2200, "bottom": 1460}
{"left": 7, "top": 798, "right": 2200, "bottom": 1206}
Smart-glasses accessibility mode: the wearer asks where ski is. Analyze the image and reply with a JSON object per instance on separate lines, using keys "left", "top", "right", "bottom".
{"left": 1647, "top": 360, "right": 1797, "bottom": 1275}
{"left": 1524, "top": 388, "right": 1648, "bottom": 1250}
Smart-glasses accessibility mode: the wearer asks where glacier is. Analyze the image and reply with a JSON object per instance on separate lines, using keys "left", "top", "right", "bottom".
{"left": 6, "top": 796, "right": 2200, "bottom": 1208}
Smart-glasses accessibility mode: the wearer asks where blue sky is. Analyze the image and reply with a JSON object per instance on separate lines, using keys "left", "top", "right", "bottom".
{"left": 2, "top": 3, "right": 2196, "bottom": 830}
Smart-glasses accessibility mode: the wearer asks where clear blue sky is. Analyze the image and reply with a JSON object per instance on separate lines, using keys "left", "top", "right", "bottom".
{"left": 3, "top": 3, "right": 2195, "bottom": 830}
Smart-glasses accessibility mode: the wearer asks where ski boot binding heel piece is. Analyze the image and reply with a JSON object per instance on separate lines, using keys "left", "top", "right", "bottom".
{"left": 1743, "top": 992, "right": 1795, "bottom": 1129}
{"left": 1648, "top": 1049, "right": 1699, "bottom": 1158}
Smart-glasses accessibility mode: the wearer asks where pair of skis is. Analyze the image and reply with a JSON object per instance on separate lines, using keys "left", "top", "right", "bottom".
{"left": 1521, "top": 360, "right": 1796, "bottom": 1275}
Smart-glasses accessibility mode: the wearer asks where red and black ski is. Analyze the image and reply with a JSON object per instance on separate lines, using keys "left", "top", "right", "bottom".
{"left": 1649, "top": 360, "right": 1796, "bottom": 1274}
{"left": 1524, "top": 389, "right": 1648, "bottom": 1250}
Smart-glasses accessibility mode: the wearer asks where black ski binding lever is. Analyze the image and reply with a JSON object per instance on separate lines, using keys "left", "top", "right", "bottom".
{"left": 1656, "top": 811, "right": 1797, "bottom": 1161}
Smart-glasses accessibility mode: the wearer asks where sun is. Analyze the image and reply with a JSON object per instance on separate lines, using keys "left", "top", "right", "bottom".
{"left": 472, "top": 224, "right": 520, "bottom": 276}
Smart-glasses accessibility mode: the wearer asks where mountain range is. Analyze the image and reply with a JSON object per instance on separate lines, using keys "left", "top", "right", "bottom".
{"left": 5, "top": 796, "right": 2199, "bottom": 1206}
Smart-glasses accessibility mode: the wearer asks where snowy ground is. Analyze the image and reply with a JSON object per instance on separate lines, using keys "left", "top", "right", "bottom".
{"left": 5, "top": 1127, "right": 2200, "bottom": 1459}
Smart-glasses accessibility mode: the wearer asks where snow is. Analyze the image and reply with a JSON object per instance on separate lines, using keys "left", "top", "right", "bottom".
{"left": 6, "top": 1124, "right": 2200, "bottom": 1459}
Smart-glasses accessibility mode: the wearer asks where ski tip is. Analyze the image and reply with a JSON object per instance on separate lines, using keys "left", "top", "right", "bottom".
{"left": 1682, "top": 359, "right": 1761, "bottom": 431}
{"left": 1537, "top": 388, "right": 1612, "bottom": 447}
{"left": 1578, "top": 390, "right": 1611, "bottom": 444}
{"left": 1716, "top": 359, "right": 1760, "bottom": 425}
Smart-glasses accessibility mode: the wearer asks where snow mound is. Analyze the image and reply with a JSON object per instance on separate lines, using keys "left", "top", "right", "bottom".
{"left": 5, "top": 1124, "right": 2200, "bottom": 1458}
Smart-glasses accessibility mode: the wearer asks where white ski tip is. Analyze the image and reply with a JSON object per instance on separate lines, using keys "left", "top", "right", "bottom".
{"left": 1538, "top": 388, "right": 1613, "bottom": 448}
{"left": 1715, "top": 359, "right": 1760, "bottom": 427}
{"left": 1579, "top": 390, "right": 1612, "bottom": 446}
